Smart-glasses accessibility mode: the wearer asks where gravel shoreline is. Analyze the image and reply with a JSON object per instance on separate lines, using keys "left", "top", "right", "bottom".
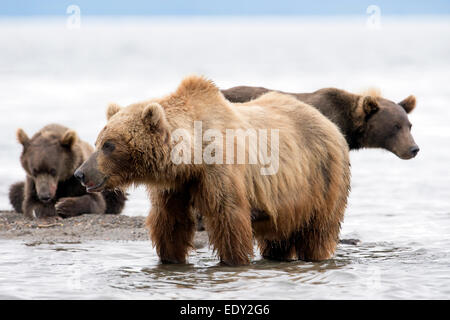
{"left": 0, "top": 211, "right": 209, "bottom": 248}
{"left": 0, "top": 211, "right": 358, "bottom": 247}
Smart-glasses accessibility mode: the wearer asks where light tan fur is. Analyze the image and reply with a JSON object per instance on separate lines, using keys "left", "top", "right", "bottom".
{"left": 106, "top": 103, "right": 122, "bottom": 120}
{"left": 360, "top": 87, "right": 382, "bottom": 98}
{"left": 16, "top": 128, "right": 30, "bottom": 146}
{"left": 97, "top": 75, "right": 351, "bottom": 265}
{"left": 398, "top": 95, "right": 416, "bottom": 113}
{"left": 61, "top": 130, "right": 78, "bottom": 148}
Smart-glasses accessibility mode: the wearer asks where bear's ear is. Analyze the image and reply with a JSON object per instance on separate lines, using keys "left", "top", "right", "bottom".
{"left": 398, "top": 95, "right": 416, "bottom": 114}
{"left": 361, "top": 96, "right": 379, "bottom": 120}
{"left": 61, "top": 129, "right": 78, "bottom": 148}
{"left": 106, "top": 103, "right": 122, "bottom": 120}
{"left": 16, "top": 128, "right": 30, "bottom": 147}
{"left": 141, "top": 102, "right": 168, "bottom": 131}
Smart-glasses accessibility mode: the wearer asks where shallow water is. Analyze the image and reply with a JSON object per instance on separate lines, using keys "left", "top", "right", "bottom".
{"left": 0, "top": 17, "right": 449, "bottom": 299}
{"left": 0, "top": 239, "right": 448, "bottom": 299}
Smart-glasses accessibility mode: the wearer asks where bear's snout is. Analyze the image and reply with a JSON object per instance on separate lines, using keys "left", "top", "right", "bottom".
{"left": 74, "top": 169, "right": 85, "bottom": 184}
{"left": 396, "top": 144, "right": 420, "bottom": 159}
{"left": 38, "top": 193, "right": 52, "bottom": 203}
{"left": 75, "top": 154, "right": 108, "bottom": 193}
{"left": 75, "top": 167, "right": 105, "bottom": 192}
{"left": 35, "top": 175, "right": 57, "bottom": 203}
{"left": 409, "top": 145, "right": 420, "bottom": 158}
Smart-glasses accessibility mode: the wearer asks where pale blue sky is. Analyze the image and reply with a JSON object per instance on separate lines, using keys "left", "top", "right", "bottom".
{"left": 1, "top": 0, "right": 449, "bottom": 16}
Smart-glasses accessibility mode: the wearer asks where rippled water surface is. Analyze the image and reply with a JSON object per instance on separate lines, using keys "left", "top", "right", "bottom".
{"left": 0, "top": 17, "right": 449, "bottom": 299}
{"left": 1, "top": 239, "right": 448, "bottom": 299}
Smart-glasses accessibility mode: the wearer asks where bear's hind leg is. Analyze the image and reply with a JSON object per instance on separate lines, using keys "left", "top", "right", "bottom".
{"left": 146, "top": 189, "right": 195, "bottom": 264}
{"left": 202, "top": 207, "right": 253, "bottom": 266}
{"left": 258, "top": 237, "right": 297, "bottom": 261}
{"left": 295, "top": 218, "right": 341, "bottom": 261}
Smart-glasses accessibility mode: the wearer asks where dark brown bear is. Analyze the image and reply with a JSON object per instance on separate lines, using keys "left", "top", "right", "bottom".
{"left": 221, "top": 86, "right": 419, "bottom": 159}
{"left": 9, "top": 124, "right": 126, "bottom": 218}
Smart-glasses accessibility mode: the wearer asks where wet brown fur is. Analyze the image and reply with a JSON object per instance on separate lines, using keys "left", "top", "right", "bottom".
{"left": 79, "top": 76, "right": 350, "bottom": 266}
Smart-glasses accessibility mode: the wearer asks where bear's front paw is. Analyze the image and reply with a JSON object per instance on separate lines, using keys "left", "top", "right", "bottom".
{"left": 23, "top": 210, "right": 36, "bottom": 220}
{"left": 55, "top": 197, "right": 81, "bottom": 218}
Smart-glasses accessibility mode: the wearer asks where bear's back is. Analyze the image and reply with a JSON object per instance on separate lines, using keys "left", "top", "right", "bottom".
{"left": 238, "top": 92, "right": 348, "bottom": 153}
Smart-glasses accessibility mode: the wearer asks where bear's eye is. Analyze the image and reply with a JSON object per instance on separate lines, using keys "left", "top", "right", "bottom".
{"left": 102, "top": 141, "right": 115, "bottom": 154}
{"left": 394, "top": 124, "right": 402, "bottom": 131}
{"left": 49, "top": 169, "right": 57, "bottom": 176}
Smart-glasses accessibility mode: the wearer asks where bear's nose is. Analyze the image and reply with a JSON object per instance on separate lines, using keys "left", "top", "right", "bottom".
{"left": 39, "top": 194, "right": 52, "bottom": 202}
{"left": 74, "top": 169, "right": 85, "bottom": 184}
{"left": 410, "top": 146, "right": 420, "bottom": 157}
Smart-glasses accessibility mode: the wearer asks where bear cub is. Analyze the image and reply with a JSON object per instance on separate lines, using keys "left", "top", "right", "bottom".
{"left": 9, "top": 124, "right": 126, "bottom": 218}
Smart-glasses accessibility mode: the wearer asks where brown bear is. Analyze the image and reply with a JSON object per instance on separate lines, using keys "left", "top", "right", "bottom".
{"left": 221, "top": 86, "right": 419, "bottom": 159}
{"left": 9, "top": 124, "right": 126, "bottom": 218}
{"left": 74, "top": 76, "right": 350, "bottom": 266}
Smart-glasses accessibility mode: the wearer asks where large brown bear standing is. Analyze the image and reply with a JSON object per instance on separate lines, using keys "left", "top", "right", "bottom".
{"left": 9, "top": 124, "right": 126, "bottom": 218}
{"left": 75, "top": 76, "right": 350, "bottom": 266}
{"left": 221, "top": 86, "right": 419, "bottom": 159}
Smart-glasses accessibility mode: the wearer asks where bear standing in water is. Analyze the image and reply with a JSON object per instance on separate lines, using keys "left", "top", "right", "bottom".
{"left": 9, "top": 124, "right": 126, "bottom": 218}
{"left": 221, "top": 86, "right": 419, "bottom": 159}
{"left": 75, "top": 76, "right": 350, "bottom": 266}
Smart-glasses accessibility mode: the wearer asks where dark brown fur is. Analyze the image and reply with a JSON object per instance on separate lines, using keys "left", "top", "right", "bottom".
{"left": 8, "top": 181, "right": 24, "bottom": 213}
{"left": 222, "top": 86, "right": 419, "bottom": 159}
{"left": 10, "top": 124, "right": 126, "bottom": 218}
{"left": 9, "top": 181, "right": 126, "bottom": 215}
